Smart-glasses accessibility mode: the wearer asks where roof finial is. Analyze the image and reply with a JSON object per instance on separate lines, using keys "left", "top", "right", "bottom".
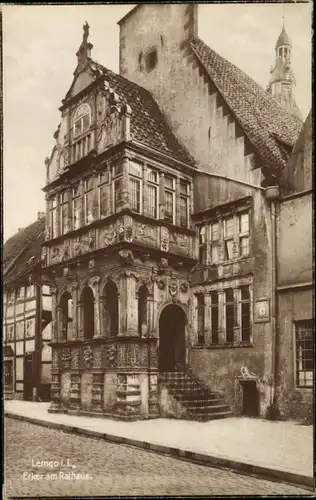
{"left": 282, "top": 4, "right": 285, "bottom": 29}
{"left": 83, "top": 21, "right": 90, "bottom": 43}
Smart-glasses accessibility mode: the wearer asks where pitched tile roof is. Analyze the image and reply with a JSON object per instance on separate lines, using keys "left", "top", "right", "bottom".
{"left": 84, "top": 61, "right": 194, "bottom": 166}
{"left": 4, "top": 217, "right": 45, "bottom": 286}
{"left": 190, "top": 36, "right": 303, "bottom": 174}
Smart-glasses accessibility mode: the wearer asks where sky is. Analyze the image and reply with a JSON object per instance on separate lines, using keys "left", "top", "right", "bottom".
{"left": 2, "top": 2, "right": 312, "bottom": 241}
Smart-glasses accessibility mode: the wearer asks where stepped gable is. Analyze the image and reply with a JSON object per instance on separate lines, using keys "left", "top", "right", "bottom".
{"left": 190, "top": 36, "right": 303, "bottom": 173}
{"left": 4, "top": 217, "right": 45, "bottom": 285}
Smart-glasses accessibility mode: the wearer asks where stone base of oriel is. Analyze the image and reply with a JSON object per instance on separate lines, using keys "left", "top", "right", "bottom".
{"left": 48, "top": 336, "right": 160, "bottom": 420}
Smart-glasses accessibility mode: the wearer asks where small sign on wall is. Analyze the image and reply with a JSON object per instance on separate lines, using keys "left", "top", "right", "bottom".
{"left": 254, "top": 298, "right": 270, "bottom": 323}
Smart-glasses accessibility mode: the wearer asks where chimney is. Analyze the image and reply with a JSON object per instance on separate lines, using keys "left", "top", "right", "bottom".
{"left": 37, "top": 212, "right": 45, "bottom": 220}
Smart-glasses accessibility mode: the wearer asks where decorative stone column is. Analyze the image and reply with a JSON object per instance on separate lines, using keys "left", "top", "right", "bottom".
{"left": 70, "top": 283, "right": 78, "bottom": 340}
{"left": 119, "top": 271, "right": 138, "bottom": 336}
{"left": 121, "top": 157, "right": 130, "bottom": 210}
{"left": 56, "top": 306, "right": 63, "bottom": 341}
{"left": 77, "top": 301, "right": 84, "bottom": 340}
{"left": 90, "top": 277, "right": 101, "bottom": 338}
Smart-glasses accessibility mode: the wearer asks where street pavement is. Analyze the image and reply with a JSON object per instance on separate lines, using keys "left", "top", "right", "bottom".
{"left": 4, "top": 418, "right": 311, "bottom": 497}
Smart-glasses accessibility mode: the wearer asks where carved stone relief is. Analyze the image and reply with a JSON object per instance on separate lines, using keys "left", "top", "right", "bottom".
{"left": 135, "top": 223, "right": 157, "bottom": 247}
{"left": 170, "top": 232, "right": 189, "bottom": 254}
{"left": 101, "top": 224, "right": 117, "bottom": 247}
{"left": 71, "top": 347, "right": 80, "bottom": 370}
{"left": 160, "top": 227, "right": 169, "bottom": 252}
{"left": 83, "top": 345, "right": 93, "bottom": 369}
{"left": 117, "top": 215, "right": 133, "bottom": 242}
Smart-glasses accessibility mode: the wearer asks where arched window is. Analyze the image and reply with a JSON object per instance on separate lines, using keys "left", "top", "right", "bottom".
{"left": 81, "top": 287, "right": 94, "bottom": 340}
{"left": 73, "top": 103, "right": 91, "bottom": 138}
{"left": 103, "top": 280, "right": 119, "bottom": 337}
{"left": 59, "top": 292, "right": 73, "bottom": 340}
{"left": 138, "top": 285, "right": 148, "bottom": 336}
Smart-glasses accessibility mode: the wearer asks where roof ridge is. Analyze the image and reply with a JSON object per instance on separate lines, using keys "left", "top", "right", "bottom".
{"left": 189, "top": 36, "right": 302, "bottom": 173}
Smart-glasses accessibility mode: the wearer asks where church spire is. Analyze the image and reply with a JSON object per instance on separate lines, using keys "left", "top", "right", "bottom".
{"left": 267, "top": 22, "right": 302, "bottom": 121}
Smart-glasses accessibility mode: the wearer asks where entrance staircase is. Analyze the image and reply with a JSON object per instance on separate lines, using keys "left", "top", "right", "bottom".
{"left": 159, "top": 371, "right": 232, "bottom": 421}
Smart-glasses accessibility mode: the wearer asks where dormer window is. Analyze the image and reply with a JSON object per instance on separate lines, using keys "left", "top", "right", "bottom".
{"left": 73, "top": 103, "right": 91, "bottom": 138}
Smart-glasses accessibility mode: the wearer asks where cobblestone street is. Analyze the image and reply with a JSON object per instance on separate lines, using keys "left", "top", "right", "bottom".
{"left": 4, "top": 418, "right": 311, "bottom": 497}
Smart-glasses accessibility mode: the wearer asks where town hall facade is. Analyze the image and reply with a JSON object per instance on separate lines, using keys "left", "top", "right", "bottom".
{"left": 41, "top": 5, "right": 311, "bottom": 422}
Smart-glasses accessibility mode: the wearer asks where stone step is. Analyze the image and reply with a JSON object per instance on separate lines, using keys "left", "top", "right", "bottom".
{"left": 179, "top": 397, "right": 223, "bottom": 406}
{"left": 186, "top": 404, "right": 231, "bottom": 414}
{"left": 186, "top": 410, "right": 233, "bottom": 421}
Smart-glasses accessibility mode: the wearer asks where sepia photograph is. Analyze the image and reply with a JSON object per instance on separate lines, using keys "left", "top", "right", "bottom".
{"left": 2, "top": 1, "right": 313, "bottom": 497}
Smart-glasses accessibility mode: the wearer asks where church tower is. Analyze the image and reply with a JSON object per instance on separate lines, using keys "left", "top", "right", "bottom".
{"left": 267, "top": 25, "right": 302, "bottom": 120}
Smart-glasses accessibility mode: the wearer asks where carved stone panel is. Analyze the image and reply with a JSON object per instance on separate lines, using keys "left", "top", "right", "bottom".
{"left": 169, "top": 232, "right": 190, "bottom": 255}
{"left": 93, "top": 345, "right": 102, "bottom": 369}
{"left": 160, "top": 227, "right": 169, "bottom": 252}
{"left": 100, "top": 223, "right": 117, "bottom": 248}
{"left": 117, "top": 215, "right": 133, "bottom": 242}
{"left": 83, "top": 344, "right": 93, "bottom": 369}
{"left": 97, "top": 112, "right": 124, "bottom": 154}
{"left": 71, "top": 347, "right": 80, "bottom": 370}
{"left": 134, "top": 223, "right": 158, "bottom": 247}
{"left": 105, "top": 343, "right": 117, "bottom": 369}
{"left": 61, "top": 347, "right": 71, "bottom": 371}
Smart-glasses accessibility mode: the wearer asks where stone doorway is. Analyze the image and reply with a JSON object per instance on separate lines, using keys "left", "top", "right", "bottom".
{"left": 159, "top": 304, "right": 186, "bottom": 372}
{"left": 242, "top": 380, "right": 259, "bottom": 417}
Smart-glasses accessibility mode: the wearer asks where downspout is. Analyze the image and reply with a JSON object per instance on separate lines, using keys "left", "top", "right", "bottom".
{"left": 264, "top": 185, "right": 280, "bottom": 419}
